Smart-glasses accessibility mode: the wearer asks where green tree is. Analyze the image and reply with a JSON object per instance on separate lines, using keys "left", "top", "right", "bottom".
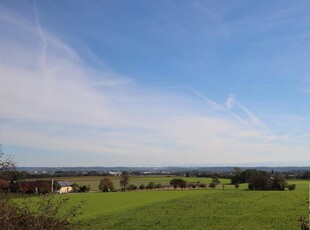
{"left": 99, "top": 177, "right": 114, "bottom": 192}
{"left": 120, "top": 172, "right": 130, "bottom": 191}
{"left": 209, "top": 182, "right": 216, "bottom": 189}
{"left": 156, "top": 183, "right": 162, "bottom": 190}
{"left": 0, "top": 144, "right": 16, "bottom": 181}
{"left": 139, "top": 184, "right": 145, "bottom": 190}
{"left": 170, "top": 179, "right": 187, "bottom": 190}
{"left": 212, "top": 176, "right": 220, "bottom": 185}
{"left": 79, "top": 185, "right": 90, "bottom": 192}
{"left": 127, "top": 184, "right": 137, "bottom": 191}
{"left": 234, "top": 183, "right": 239, "bottom": 190}
{"left": 71, "top": 183, "right": 80, "bottom": 192}
{"left": 231, "top": 167, "right": 242, "bottom": 184}
{"left": 146, "top": 182, "right": 156, "bottom": 190}
{"left": 271, "top": 175, "right": 287, "bottom": 191}
{"left": 288, "top": 184, "right": 296, "bottom": 190}
{"left": 241, "top": 169, "right": 258, "bottom": 183}
{"left": 52, "top": 181, "right": 61, "bottom": 192}
{"left": 248, "top": 171, "right": 270, "bottom": 190}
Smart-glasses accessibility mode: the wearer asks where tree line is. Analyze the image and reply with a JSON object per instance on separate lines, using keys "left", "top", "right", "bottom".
{"left": 230, "top": 168, "right": 296, "bottom": 191}
{"left": 97, "top": 173, "right": 224, "bottom": 192}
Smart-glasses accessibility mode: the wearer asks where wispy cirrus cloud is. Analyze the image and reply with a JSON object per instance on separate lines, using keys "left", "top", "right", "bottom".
{"left": 224, "top": 94, "right": 285, "bottom": 141}
{"left": 33, "top": 0, "right": 47, "bottom": 69}
{"left": 225, "top": 94, "right": 235, "bottom": 109}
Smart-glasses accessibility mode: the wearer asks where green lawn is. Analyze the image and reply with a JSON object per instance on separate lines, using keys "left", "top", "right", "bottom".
{"left": 60, "top": 179, "right": 309, "bottom": 229}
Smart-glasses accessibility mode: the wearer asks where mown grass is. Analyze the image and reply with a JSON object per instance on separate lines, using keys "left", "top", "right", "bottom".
{"left": 61, "top": 179, "right": 309, "bottom": 229}
{"left": 18, "top": 178, "right": 308, "bottom": 229}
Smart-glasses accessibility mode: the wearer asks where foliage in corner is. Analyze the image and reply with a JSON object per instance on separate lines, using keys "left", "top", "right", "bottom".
{"left": 0, "top": 193, "right": 84, "bottom": 230}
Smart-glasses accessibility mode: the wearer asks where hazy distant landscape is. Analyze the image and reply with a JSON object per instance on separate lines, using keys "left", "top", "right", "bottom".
{"left": 1, "top": 0, "right": 310, "bottom": 229}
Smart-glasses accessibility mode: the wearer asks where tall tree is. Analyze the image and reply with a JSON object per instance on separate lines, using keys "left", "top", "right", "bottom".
{"left": 99, "top": 178, "right": 114, "bottom": 192}
{"left": 0, "top": 144, "right": 16, "bottom": 181}
{"left": 231, "top": 167, "right": 242, "bottom": 184}
{"left": 120, "top": 172, "right": 129, "bottom": 191}
{"left": 234, "top": 183, "right": 239, "bottom": 190}
{"left": 212, "top": 176, "right": 220, "bottom": 185}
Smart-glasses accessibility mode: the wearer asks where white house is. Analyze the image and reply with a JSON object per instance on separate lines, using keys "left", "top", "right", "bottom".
{"left": 56, "top": 181, "right": 73, "bottom": 194}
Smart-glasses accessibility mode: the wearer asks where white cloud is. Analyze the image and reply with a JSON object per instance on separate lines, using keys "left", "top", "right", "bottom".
{"left": 0, "top": 5, "right": 309, "bottom": 166}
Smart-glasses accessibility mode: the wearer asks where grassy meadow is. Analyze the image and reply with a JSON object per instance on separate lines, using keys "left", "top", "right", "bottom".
{"left": 53, "top": 178, "right": 309, "bottom": 229}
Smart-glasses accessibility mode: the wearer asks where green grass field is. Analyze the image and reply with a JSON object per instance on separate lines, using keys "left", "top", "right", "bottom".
{"left": 56, "top": 179, "right": 309, "bottom": 229}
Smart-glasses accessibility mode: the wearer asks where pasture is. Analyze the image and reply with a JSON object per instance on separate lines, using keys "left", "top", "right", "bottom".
{"left": 59, "top": 179, "right": 309, "bottom": 229}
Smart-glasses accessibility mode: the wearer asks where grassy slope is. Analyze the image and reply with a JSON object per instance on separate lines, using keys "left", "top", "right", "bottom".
{"left": 66, "top": 180, "right": 308, "bottom": 229}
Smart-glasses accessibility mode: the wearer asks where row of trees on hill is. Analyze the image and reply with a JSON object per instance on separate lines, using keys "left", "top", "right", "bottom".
{"left": 231, "top": 168, "right": 296, "bottom": 191}
{"left": 97, "top": 174, "right": 224, "bottom": 192}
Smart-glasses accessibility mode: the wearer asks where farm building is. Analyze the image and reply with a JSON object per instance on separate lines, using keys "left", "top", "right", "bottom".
{"left": 55, "top": 180, "right": 73, "bottom": 194}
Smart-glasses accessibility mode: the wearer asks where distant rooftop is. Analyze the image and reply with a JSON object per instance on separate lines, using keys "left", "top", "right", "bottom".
{"left": 57, "top": 181, "right": 72, "bottom": 187}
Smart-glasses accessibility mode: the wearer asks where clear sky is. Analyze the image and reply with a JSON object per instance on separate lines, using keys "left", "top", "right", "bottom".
{"left": 0, "top": 0, "right": 309, "bottom": 167}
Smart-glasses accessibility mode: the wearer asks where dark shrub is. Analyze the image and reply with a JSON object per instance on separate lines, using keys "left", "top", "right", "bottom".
{"left": 139, "top": 184, "right": 145, "bottom": 190}
{"left": 146, "top": 182, "right": 156, "bottom": 190}
{"left": 271, "top": 176, "right": 287, "bottom": 191}
{"left": 127, "top": 184, "right": 137, "bottom": 191}
{"left": 170, "top": 179, "right": 187, "bottom": 189}
{"left": 288, "top": 184, "right": 296, "bottom": 190}
{"left": 298, "top": 216, "right": 309, "bottom": 230}
{"left": 79, "top": 185, "right": 90, "bottom": 193}
{"left": 199, "top": 183, "right": 206, "bottom": 189}
{"left": 209, "top": 182, "right": 216, "bottom": 189}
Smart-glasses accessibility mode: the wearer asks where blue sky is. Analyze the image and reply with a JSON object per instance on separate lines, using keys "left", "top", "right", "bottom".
{"left": 0, "top": 1, "right": 309, "bottom": 166}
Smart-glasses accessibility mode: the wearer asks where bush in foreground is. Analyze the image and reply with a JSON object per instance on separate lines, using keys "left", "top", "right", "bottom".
{"left": 298, "top": 216, "right": 309, "bottom": 230}
{"left": 0, "top": 193, "right": 83, "bottom": 230}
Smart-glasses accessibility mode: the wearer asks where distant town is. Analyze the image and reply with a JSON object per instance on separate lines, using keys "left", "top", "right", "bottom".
{"left": 18, "top": 166, "right": 310, "bottom": 179}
